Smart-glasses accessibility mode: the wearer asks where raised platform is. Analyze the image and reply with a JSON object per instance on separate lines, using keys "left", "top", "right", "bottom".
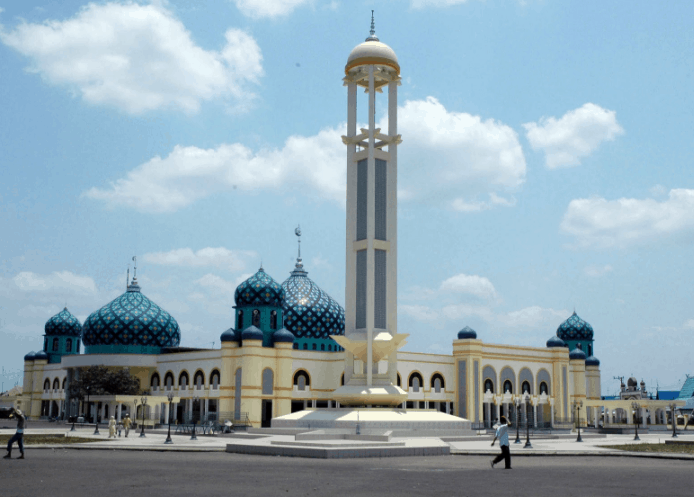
{"left": 271, "top": 408, "right": 473, "bottom": 437}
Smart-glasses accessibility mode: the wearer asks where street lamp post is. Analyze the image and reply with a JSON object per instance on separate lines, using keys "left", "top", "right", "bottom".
{"left": 70, "top": 399, "right": 76, "bottom": 432}
{"left": 165, "top": 392, "right": 174, "bottom": 444}
{"left": 190, "top": 392, "right": 198, "bottom": 441}
{"left": 86, "top": 386, "right": 91, "bottom": 423}
{"left": 524, "top": 394, "right": 532, "bottom": 449}
{"left": 514, "top": 397, "right": 521, "bottom": 444}
{"left": 140, "top": 396, "right": 147, "bottom": 438}
{"left": 632, "top": 402, "right": 640, "bottom": 441}
{"left": 671, "top": 403, "right": 678, "bottom": 438}
{"left": 574, "top": 400, "right": 583, "bottom": 442}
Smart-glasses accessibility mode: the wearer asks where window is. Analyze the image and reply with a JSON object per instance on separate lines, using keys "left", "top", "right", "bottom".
{"left": 252, "top": 309, "right": 260, "bottom": 327}
{"left": 328, "top": 345, "right": 332, "bottom": 351}
{"left": 409, "top": 373, "right": 423, "bottom": 392}
{"left": 194, "top": 371, "right": 204, "bottom": 389}
{"left": 293, "top": 343, "right": 298, "bottom": 349}
{"left": 62, "top": 378, "right": 66, "bottom": 390}
{"left": 77, "top": 341, "right": 80, "bottom": 353}
{"left": 53, "top": 378, "right": 60, "bottom": 391}
{"left": 43, "top": 379, "right": 50, "bottom": 391}
{"left": 66, "top": 338, "right": 73, "bottom": 352}
{"left": 179, "top": 372, "right": 189, "bottom": 389}
{"left": 293, "top": 371, "right": 310, "bottom": 391}
{"left": 262, "top": 369, "right": 274, "bottom": 395}
{"left": 540, "top": 382, "right": 549, "bottom": 395}
{"left": 303, "top": 343, "right": 308, "bottom": 350}
{"left": 210, "top": 370, "right": 220, "bottom": 389}
{"left": 52, "top": 337, "right": 59, "bottom": 352}
{"left": 270, "top": 311, "right": 277, "bottom": 330}
{"left": 237, "top": 310, "right": 244, "bottom": 330}
{"left": 503, "top": 380, "right": 513, "bottom": 394}
{"left": 522, "top": 381, "right": 531, "bottom": 394}
{"left": 321, "top": 344, "right": 325, "bottom": 351}
{"left": 165, "top": 373, "right": 174, "bottom": 389}
{"left": 431, "top": 374, "right": 445, "bottom": 393}
{"left": 312, "top": 343, "right": 317, "bottom": 351}
{"left": 397, "top": 374, "right": 401, "bottom": 387}
{"left": 151, "top": 373, "right": 160, "bottom": 388}
{"left": 484, "top": 379, "right": 494, "bottom": 393}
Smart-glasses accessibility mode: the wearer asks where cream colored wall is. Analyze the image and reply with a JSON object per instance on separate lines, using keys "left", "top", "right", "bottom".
{"left": 585, "top": 365, "right": 601, "bottom": 400}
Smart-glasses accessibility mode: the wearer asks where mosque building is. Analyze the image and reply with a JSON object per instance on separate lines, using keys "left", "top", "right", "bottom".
{"left": 13, "top": 19, "right": 628, "bottom": 432}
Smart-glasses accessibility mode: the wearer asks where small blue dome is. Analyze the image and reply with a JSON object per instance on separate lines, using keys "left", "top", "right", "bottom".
{"left": 24, "top": 351, "right": 36, "bottom": 361}
{"left": 546, "top": 336, "right": 566, "bottom": 348}
{"left": 234, "top": 267, "right": 285, "bottom": 307}
{"left": 220, "top": 328, "right": 240, "bottom": 343}
{"left": 557, "top": 312, "right": 594, "bottom": 341}
{"left": 569, "top": 346, "right": 586, "bottom": 360}
{"left": 585, "top": 355, "right": 600, "bottom": 367}
{"left": 34, "top": 350, "right": 49, "bottom": 361}
{"left": 241, "top": 325, "right": 263, "bottom": 341}
{"left": 45, "top": 307, "right": 82, "bottom": 337}
{"left": 272, "top": 327, "right": 295, "bottom": 344}
{"left": 457, "top": 326, "right": 477, "bottom": 339}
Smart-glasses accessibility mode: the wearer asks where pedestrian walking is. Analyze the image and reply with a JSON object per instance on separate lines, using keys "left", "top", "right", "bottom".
{"left": 108, "top": 416, "right": 117, "bottom": 438}
{"left": 122, "top": 414, "right": 132, "bottom": 437}
{"left": 490, "top": 415, "right": 512, "bottom": 469}
{"left": 4, "top": 408, "right": 26, "bottom": 460}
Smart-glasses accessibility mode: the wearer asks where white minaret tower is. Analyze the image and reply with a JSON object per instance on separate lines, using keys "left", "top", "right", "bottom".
{"left": 332, "top": 13, "right": 408, "bottom": 406}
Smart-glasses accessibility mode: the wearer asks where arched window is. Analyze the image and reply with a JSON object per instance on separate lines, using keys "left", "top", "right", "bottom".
{"left": 66, "top": 338, "right": 73, "bottom": 353}
{"left": 540, "top": 382, "right": 549, "bottom": 395}
{"left": 409, "top": 372, "right": 423, "bottom": 392}
{"left": 237, "top": 310, "right": 244, "bottom": 330}
{"left": 431, "top": 374, "right": 445, "bottom": 393}
{"left": 52, "top": 337, "right": 59, "bottom": 352}
{"left": 210, "top": 370, "right": 220, "bottom": 389}
{"left": 77, "top": 341, "right": 80, "bottom": 353}
{"left": 328, "top": 345, "right": 332, "bottom": 351}
{"left": 194, "top": 370, "right": 205, "bottom": 389}
{"left": 270, "top": 311, "right": 277, "bottom": 330}
{"left": 262, "top": 368, "right": 274, "bottom": 395}
{"left": 321, "top": 344, "right": 325, "bottom": 351}
{"left": 303, "top": 343, "right": 308, "bottom": 350}
{"left": 522, "top": 381, "right": 531, "bottom": 395}
{"left": 53, "top": 378, "right": 60, "bottom": 390}
{"left": 252, "top": 309, "right": 260, "bottom": 327}
{"left": 293, "top": 370, "right": 310, "bottom": 391}
{"left": 43, "top": 379, "right": 50, "bottom": 391}
{"left": 62, "top": 378, "right": 66, "bottom": 390}
{"left": 151, "top": 373, "right": 160, "bottom": 389}
{"left": 341, "top": 373, "right": 345, "bottom": 386}
{"left": 397, "top": 373, "right": 401, "bottom": 387}
{"left": 293, "top": 343, "right": 298, "bottom": 349}
{"left": 312, "top": 343, "right": 317, "bottom": 351}
{"left": 503, "top": 380, "right": 513, "bottom": 394}
{"left": 44, "top": 337, "right": 48, "bottom": 351}
{"left": 179, "top": 371, "right": 189, "bottom": 389}
{"left": 165, "top": 372, "right": 174, "bottom": 389}
{"left": 484, "top": 379, "right": 494, "bottom": 393}
{"left": 588, "top": 344, "right": 592, "bottom": 356}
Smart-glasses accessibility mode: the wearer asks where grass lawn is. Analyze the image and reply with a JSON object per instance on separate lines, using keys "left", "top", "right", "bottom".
{"left": 601, "top": 443, "right": 694, "bottom": 455}
{"left": 0, "top": 434, "right": 107, "bottom": 445}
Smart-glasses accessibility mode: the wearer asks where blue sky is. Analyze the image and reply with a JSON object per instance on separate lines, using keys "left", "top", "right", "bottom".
{"left": 1, "top": 0, "right": 692, "bottom": 395}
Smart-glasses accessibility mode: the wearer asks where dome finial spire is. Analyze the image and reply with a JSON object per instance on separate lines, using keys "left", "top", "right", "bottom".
{"left": 366, "top": 10, "right": 379, "bottom": 42}
{"left": 295, "top": 225, "right": 302, "bottom": 267}
{"left": 132, "top": 256, "right": 138, "bottom": 283}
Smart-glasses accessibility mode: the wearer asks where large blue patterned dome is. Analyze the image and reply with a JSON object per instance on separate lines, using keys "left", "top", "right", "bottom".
{"left": 556, "top": 312, "right": 594, "bottom": 341}
{"left": 82, "top": 278, "right": 180, "bottom": 354}
{"left": 234, "top": 267, "right": 285, "bottom": 307}
{"left": 45, "top": 307, "right": 82, "bottom": 337}
{"left": 282, "top": 258, "right": 345, "bottom": 349}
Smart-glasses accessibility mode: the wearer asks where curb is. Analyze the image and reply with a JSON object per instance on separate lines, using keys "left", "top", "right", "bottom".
{"left": 15, "top": 444, "right": 226, "bottom": 452}
{"left": 450, "top": 450, "right": 694, "bottom": 461}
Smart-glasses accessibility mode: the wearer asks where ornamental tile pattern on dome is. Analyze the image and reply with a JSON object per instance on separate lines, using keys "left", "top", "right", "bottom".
{"left": 556, "top": 312, "right": 594, "bottom": 341}
{"left": 282, "top": 263, "right": 345, "bottom": 341}
{"left": 82, "top": 282, "right": 180, "bottom": 348}
{"left": 234, "top": 268, "right": 285, "bottom": 307}
{"left": 45, "top": 307, "right": 82, "bottom": 336}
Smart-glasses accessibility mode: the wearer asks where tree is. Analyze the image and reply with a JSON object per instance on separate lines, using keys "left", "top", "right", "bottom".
{"left": 68, "top": 366, "right": 141, "bottom": 400}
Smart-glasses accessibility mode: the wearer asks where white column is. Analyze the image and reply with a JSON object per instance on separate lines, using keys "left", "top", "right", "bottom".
{"left": 365, "top": 64, "right": 375, "bottom": 388}
{"left": 496, "top": 403, "right": 501, "bottom": 423}
{"left": 641, "top": 408, "right": 647, "bottom": 428}
{"left": 344, "top": 81, "right": 357, "bottom": 386}
{"left": 550, "top": 406, "right": 555, "bottom": 428}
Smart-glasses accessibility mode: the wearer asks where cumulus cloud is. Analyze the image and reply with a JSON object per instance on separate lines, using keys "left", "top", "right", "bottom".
{"left": 84, "top": 97, "right": 524, "bottom": 213}
{"left": 440, "top": 273, "right": 497, "bottom": 299}
{"left": 496, "top": 306, "right": 567, "bottom": 330}
{"left": 583, "top": 264, "right": 613, "bottom": 278}
{"left": 684, "top": 319, "right": 694, "bottom": 329}
{"left": 13, "top": 271, "right": 98, "bottom": 295}
{"left": 143, "top": 247, "right": 256, "bottom": 271}
{"left": 400, "top": 304, "right": 440, "bottom": 321}
{"left": 411, "top": 0, "right": 472, "bottom": 8}
{"left": 0, "top": 2, "right": 263, "bottom": 114}
{"left": 523, "top": 103, "right": 624, "bottom": 169}
{"left": 195, "top": 273, "right": 237, "bottom": 294}
{"left": 233, "top": 0, "right": 313, "bottom": 18}
{"left": 561, "top": 189, "right": 694, "bottom": 248}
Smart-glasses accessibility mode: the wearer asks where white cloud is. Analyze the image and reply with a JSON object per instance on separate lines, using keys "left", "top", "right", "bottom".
{"left": 561, "top": 189, "right": 694, "bottom": 248}
{"left": 523, "top": 103, "right": 624, "bottom": 169}
{"left": 195, "top": 273, "right": 237, "bottom": 294}
{"left": 13, "top": 271, "right": 97, "bottom": 295}
{"left": 233, "top": 0, "right": 313, "bottom": 18}
{"left": 143, "top": 247, "right": 256, "bottom": 271}
{"left": 440, "top": 273, "right": 497, "bottom": 299}
{"left": 684, "top": 319, "right": 694, "bottom": 329}
{"left": 411, "top": 0, "right": 472, "bottom": 8}
{"left": 496, "top": 306, "right": 567, "bottom": 330}
{"left": 0, "top": 2, "right": 263, "bottom": 114}
{"left": 441, "top": 303, "right": 493, "bottom": 322}
{"left": 17, "top": 304, "right": 62, "bottom": 319}
{"left": 583, "top": 264, "right": 613, "bottom": 278}
{"left": 400, "top": 304, "right": 439, "bottom": 321}
{"left": 451, "top": 193, "right": 517, "bottom": 212}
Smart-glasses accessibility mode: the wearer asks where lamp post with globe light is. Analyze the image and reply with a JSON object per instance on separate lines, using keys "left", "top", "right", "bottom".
{"left": 514, "top": 397, "right": 521, "bottom": 444}
{"left": 574, "top": 400, "right": 583, "bottom": 442}
{"left": 190, "top": 392, "right": 198, "bottom": 441}
{"left": 671, "top": 403, "right": 678, "bottom": 438}
{"left": 524, "top": 393, "right": 532, "bottom": 449}
{"left": 140, "top": 396, "right": 147, "bottom": 438}
{"left": 632, "top": 401, "right": 640, "bottom": 441}
{"left": 165, "top": 391, "right": 174, "bottom": 444}
{"left": 70, "top": 399, "right": 77, "bottom": 431}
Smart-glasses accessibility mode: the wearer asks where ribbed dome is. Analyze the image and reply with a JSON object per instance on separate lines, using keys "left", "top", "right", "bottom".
{"left": 241, "top": 325, "right": 263, "bottom": 341}
{"left": 82, "top": 279, "right": 180, "bottom": 353}
{"left": 45, "top": 307, "right": 82, "bottom": 337}
{"left": 546, "top": 336, "right": 567, "bottom": 348}
{"left": 569, "top": 346, "right": 586, "bottom": 360}
{"left": 34, "top": 350, "right": 48, "bottom": 361}
{"left": 586, "top": 355, "right": 600, "bottom": 367}
{"left": 557, "top": 312, "right": 594, "bottom": 341}
{"left": 272, "top": 327, "right": 295, "bottom": 344}
{"left": 234, "top": 267, "right": 285, "bottom": 307}
{"left": 457, "top": 326, "right": 477, "bottom": 339}
{"left": 282, "top": 260, "right": 345, "bottom": 341}
{"left": 220, "top": 328, "right": 240, "bottom": 343}
{"left": 24, "top": 351, "right": 36, "bottom": 361}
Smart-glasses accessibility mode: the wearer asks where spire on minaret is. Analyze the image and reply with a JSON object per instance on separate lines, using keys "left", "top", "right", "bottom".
{"left": 365, "top": 10, "right": 379, "bottom": 42}
{"left": 132, "top": 256, "right": 138, "bottom": 283}
{"left": 292, "top": 225, "right": 307, "bottom": 276}
{"left": 127, "top": 256, "right": 141, "bottom": 292}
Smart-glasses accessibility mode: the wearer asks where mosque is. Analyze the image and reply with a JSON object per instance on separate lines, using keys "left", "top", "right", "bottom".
{"left": 17, "top": 20, "right": 610, "bottom": 432}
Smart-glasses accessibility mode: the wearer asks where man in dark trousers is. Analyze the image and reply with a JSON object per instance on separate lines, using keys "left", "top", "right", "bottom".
{"left": 490, "top": 416, "right": 511, "bottom": 469}
{"left": 4, "top": 407, "right": 26, "bottom": 460}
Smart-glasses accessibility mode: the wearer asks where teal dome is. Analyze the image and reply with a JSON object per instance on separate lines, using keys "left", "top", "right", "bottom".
{"left": 272, "top": 327, "right": 295, "bottom": 344}
{"left": 557, "top": 312, "right": 594, "bottom": 341}
{"left": 220, "top": 328, "right": 240, "bottom": 343}
{"left": 242, "top": 325, "right": 263, "bottom": 341}
{"left": 24, "top": 351, "right": 36, "bottom": 361}
{"left": 234, "top": 267, "right": 285, "bottom": 307}
{"left": 586, "top": 355, "right": 600, "bottom": 367}
{"left": 569, "top": 346, "right": 586, "bottom": 360}
{"left": 457, "top": 326, "right": 477, "bottom": 339}
{"left": 45, "top": 307, "right": 82, "bottom": 337}
{"left": 546, "top": 336, "right": 566, "bottom": 348}
{"left": 34, "top": 350, "right": 48, "bottom": 361}
{"left": 82, "top": 279, "right": 180, "bottom": 354}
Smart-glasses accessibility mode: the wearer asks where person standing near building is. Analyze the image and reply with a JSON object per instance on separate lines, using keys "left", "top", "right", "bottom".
{"left": 108, "top": 416, "right": 117, "bottom": 438}
{"left": 122, "top": 414, "right": 132, "bottom": 437}
{"left": 3, "top": 408, "right": 26, "bottom": 460}
{"left": 490, "top": 416, "right": 512, "bottom": 469}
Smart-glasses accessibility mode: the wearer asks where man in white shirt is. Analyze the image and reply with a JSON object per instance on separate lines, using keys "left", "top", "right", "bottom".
{"left": 490, "top": 416, "right": 512, "bottom": 469}
{"left": 4, "top": 408, "right": 26, "bottom": 460}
